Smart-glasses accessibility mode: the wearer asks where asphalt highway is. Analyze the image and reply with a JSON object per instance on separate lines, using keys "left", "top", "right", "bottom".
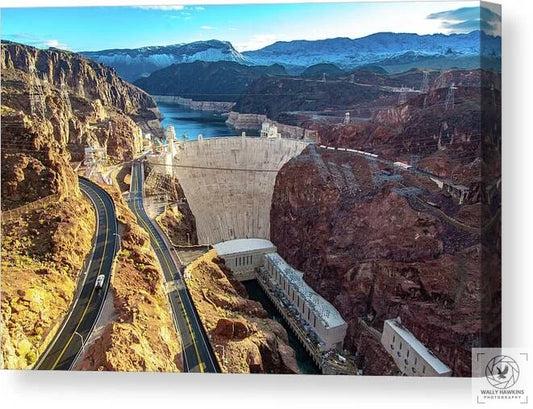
{"left": 35, "top": 177, "right": 118, "bottom": 370}
{"left": 128, "top": 161, "right": 218, "bottom": 373}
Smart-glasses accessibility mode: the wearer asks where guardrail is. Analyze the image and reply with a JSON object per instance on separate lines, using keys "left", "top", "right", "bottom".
{"left": 1, "top": 194, "right": 62, "bottom": 223}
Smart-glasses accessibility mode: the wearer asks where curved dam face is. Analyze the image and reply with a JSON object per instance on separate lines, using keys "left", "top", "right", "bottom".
{"left": 173, "top": 137, "right": 308, "bottom": 244}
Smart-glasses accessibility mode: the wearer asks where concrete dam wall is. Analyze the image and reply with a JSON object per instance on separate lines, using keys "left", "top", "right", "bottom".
{"left": 173, "top": 137, "right": 308, "bottom": 244}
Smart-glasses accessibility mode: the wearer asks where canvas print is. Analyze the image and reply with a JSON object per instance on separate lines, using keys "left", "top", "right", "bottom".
{"left": 0, "top": 1, "right": 501, "bottom": 376}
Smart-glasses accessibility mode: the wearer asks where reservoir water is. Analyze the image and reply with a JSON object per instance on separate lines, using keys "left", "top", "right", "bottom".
{"left": 158, "top": 102, "right": 257, "bottom": 141}
{"left": 242, "top": 280, "right": 320, "bottom": 375}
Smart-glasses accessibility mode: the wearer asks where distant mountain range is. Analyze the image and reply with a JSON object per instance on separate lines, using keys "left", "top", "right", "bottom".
{"left": 134, "top": 61, "right": 287, "bottom": 102}
{"left": 81, "top": 31, "right": 501, "bottom": 82}
{"left": 81, "top": 40, "right": 249, "bottom": 81}
{"left": 243, "top": 30, "right": 501, "bottom": 73}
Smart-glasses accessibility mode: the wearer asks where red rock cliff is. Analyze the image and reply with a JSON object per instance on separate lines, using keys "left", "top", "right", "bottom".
{"left": 270, "top": 145, "right": 500, "bottom": 376}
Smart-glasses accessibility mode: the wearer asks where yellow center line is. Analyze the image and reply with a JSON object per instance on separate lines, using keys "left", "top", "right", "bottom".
{"left": 51, "top": 182, "right": 110, "bottom": 369}
{"left": 132, "top": 164, "right": 205, "bottom": 373}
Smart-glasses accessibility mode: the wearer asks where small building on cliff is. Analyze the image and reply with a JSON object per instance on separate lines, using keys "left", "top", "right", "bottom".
{"left": 381, "top": 317, "right": 452, "bottom": 377}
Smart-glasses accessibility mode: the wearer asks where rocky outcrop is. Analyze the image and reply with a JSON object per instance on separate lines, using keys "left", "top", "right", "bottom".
{"left": 233, "top": 76, "right": 390, "bottom": 121}
{"left": 185, "top": 250, "right": 299, "bottom": 374}
{"left": 270, "top": 146, "right": 500, "bottom": 376}
{"left": 225, "top": 111, "right": 267, "bottom": 130}
{"left": 1, "top": 197, "right": 96, "bottom": 369}
{"left": 319, "top": 70, "right": 501, "bottom": 188}
{"left": 1, "top": 42, "right": 162, "bottom": 167}
{"left": 152, "top": 95, "right": 235, "bottom": 113}
{"left": 226, "top": 111, "right": 315, "bottom": 140}
{"left": 134, "top": 60, "right": 286, "bottom": 102}
{"left": 1, "top": 42, "right": 177, "bottom": 371}
{"left": 156, "top": 205, "right": 198, "bottom": 247}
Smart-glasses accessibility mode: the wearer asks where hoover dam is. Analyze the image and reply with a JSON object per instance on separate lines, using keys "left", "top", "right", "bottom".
{"left": 163, "top": 134, "right": 308, "bottom": 244}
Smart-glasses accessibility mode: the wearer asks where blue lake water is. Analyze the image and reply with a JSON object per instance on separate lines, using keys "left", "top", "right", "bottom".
{"left": 158, "top": 102, "right": 257, "bottom": 141}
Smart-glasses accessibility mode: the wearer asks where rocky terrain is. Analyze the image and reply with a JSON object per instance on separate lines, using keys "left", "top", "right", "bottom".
{"left": 233, "top": 76, "right": 391, "bottom": 123}
{"left": 185, "top": 250, "right": 299, "bottom": 374}
{"left": 1, "top": 197, "right": 95, "bottom": 369}
{"left": 135, "top": 61, "right": 287, "bottom": 102}
{"left": 156, "top": 206, "right": 198, "bottom": 247}
{"left": 300, "top": 63, "right": 346, "bottom": 79}
{"left": 1, "top": 41, "right": 162, "bottom": 172}
{"left": 319, "top": 69, "right": 501, "bottom": 188}
{"left": 271, "top": 142, "right": 501, "bottom": 376}
{"left": 75, "top": 181, "right": 182, "bottom": 372}
{"left": 1, "top": 42, "right": 178, "bottom": 371}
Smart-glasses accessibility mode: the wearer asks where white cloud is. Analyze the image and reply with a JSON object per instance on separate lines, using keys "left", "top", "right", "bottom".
{"left": 134, "top": 5, "right": 184, "bottom": 11}
{"left": 5, "top": 33, "right": 70, "bottom": 50}
{"left": 43, "top": 39, "right": 70, "bottom": 49}
{"left": 235, "top": 34, "right": 280, "bottom": 52}
{"left": 200, "top": 25, "right": 215, "bottom": 30}
{"left": 194, "top": 6, "right": 205, "bottom": 11}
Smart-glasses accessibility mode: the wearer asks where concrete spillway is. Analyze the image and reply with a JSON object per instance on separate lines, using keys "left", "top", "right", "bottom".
{"left": 172, "top": 137, "right": 308, "bottom": 244}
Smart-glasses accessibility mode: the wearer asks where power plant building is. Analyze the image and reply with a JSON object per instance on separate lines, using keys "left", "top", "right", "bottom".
{"left": 381, "top": 318, "right": 452, "bottom": 377}
{"left": 263, "top": 252, "right": 347, "bottom": 351}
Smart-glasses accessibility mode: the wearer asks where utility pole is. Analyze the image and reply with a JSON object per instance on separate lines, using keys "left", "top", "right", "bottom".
{"left": 343, "top": 112, "right": 350, "bottom": 125}
{"left": 60, "top": 75, "right": 72, "bottom": 113}
{"left": 420, "top": 71, "right": 430, "bottom": 93}
{"left": 398, "top": 86, "right": 408, "bottom": 104}
{"left": 445, "top": 83, "right": 458, "bottom": 110}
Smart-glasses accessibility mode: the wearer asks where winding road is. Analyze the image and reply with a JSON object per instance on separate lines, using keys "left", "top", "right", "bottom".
{"left": 128, "top": 160, "right": 218, "bottom": 373}
{"left": 35, "top": 177, "right": 119, "bottom": 370}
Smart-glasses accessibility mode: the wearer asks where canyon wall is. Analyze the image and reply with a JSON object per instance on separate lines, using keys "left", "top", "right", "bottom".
{"left": 1, "top": 42, "right": 178, "bottom": 370}
{"left": 270, "top": 145, "right": 500, "bottom": 376}
{"left": 1, "top": 42, "right": 163, "bottom": 170}
{"left": 226, "top": 111, "right": 316, "bottom": 140}
{"left": 153, "top": 95, "right": 235, "bottom": 113}
{"left": 185, "top": 250, "right": 299, "bottom": 374}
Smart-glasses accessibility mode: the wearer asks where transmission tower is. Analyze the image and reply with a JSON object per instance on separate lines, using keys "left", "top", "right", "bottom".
{"left": 420, "top": 71, "right": 430, "bottom": 93}
{"left": 28, "top": 64, "right": 47, "bottom": 118}
{"left": 321, "top": 72, "right": 326, "bottom": 82}
{"left": 343, "top": 112, "right": 350, "bottom": 125}
{"left": 77, "top": 78, "right": 85, "bottom": 98}
{"left": 398, "top": 86, "right": 408, "bottom": 104}
{"left": 60, "top": 75, "right": 72, "bottom": 113}
{"left": 445, "top": 83, "right": 458, "bottom": 110}
{"left": 410, "top": 154, "right": 421, "bottom": 168}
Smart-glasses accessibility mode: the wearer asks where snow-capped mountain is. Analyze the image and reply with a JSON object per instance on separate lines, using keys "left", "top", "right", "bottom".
{"left": 81, "top": 31, "right": 501, "bottom": 82}
{"left": 81, "top": 40, "right": 250, "bottom": 81}
{"left": 243, "top": 31, "right": 501, "bottom": 73}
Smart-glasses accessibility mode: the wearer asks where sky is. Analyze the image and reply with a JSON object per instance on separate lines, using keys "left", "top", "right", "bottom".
{"left": 0, "top": 1, "right": 501, "bottom": 52}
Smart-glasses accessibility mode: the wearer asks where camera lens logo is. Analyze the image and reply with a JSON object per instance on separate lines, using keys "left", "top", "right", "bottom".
{"left": 485, "top": 355, "right": 520, "bottom": 389}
